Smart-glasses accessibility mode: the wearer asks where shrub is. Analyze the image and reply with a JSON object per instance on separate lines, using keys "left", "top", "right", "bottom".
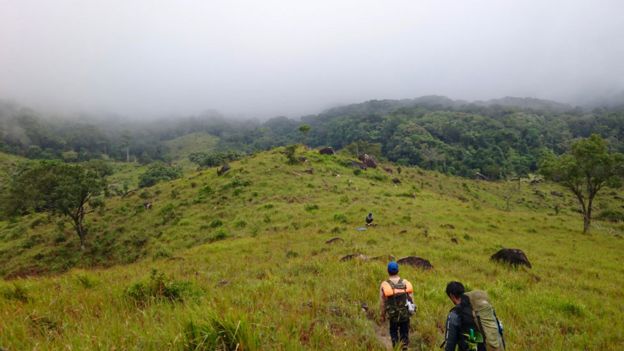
{"left": 29, "top": 314, "right": 61, "bottom": 336}
{"left": 234, "top": 220, "right": 247, "bottom": 228}
{"left": 198, "top": 185, "right": 213, "bottom": 197}
{"left": 283, "top": 145, "right": 299, "bottom": 164}
{"left": 125, "top": 269, "right": 196, "bottom": 305}
{"left": 153, "top": 247, "right": 172, "bottom": 260}
{"left": 222, "top": 178, "right": 251, "bottom": 190}
{"left": 139, "top": 162, "right": 182, "bottom": 188}
{"left": 159, "top": 204, "right": 179, "bottom": 225}
{"left": 188, "top": 151, "right": 242, "bottom": 168}
{"left": 1, "top": 283, "right": 30, "bottom": 302}
{"left": 209, "top": 230, "right": 229, "bottom": 242}
{"left": 75, "top": 274, "right": 98, "bottom": 289}
{"left": 184, "top": 314, "right": 259, "bottom": 351}
{"left": 333, "top": 213, "right": 348, "bottom": 223}
{"left": 304, "top": 204, "right": 319, "bottom": 211}
{"left": 596, "top": 209, "right": 624, "bottom": 222}
{"left": 29, "top": 217, "right": 46, "bottom": 229}
{"left": 209, "top": 219, "right": 223, "bottom": 228}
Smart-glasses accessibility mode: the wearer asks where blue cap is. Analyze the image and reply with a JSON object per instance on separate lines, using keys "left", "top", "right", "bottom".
{"left": 387, "top": 261, "right": 399, "bottom": 274}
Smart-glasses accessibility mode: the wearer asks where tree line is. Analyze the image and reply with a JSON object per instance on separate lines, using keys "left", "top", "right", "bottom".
{"left": 1, "top": 98, "right": 623, "bottom": 180}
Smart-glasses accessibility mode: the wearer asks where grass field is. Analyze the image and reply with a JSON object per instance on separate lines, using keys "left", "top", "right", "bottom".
{"left": 1, "top": 146, "right": 623, "bottom": 350}
{"left": 164, "top": 132, "right": 219, "bottom": 170}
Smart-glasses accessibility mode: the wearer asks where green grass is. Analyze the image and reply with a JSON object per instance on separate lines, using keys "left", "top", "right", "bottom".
{"left": 0, "top": 151, "right": 23, "bottom": 183}
{"left": 164, "top": 132, "right": 219, "bottom": 170}
{"left": 0, "top": 146, "right": 623, "bottom": 350}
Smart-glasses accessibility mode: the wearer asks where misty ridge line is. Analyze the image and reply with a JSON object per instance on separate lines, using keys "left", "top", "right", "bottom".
{"left": 0, "top": 94, "right": 609, "bottom": 125}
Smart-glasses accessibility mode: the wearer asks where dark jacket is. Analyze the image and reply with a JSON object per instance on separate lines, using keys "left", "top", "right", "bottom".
{"left": 444, "top": 295, "right": 486, "bottom": 351}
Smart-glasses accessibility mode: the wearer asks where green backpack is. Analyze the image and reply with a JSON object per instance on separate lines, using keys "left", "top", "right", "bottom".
{"left": 464, "top": 290, "right": 505, "bottom": 351}
{"left": 385, "top": 279, "right": 411, "bottom": 322}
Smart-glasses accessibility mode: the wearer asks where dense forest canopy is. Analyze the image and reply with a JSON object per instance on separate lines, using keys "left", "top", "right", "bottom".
{"left": 1, "top": 96, "right": 622, "bottom": 179}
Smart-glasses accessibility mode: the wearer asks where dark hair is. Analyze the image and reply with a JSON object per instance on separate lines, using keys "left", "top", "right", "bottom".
{"left": 445, "top": 281, "right": 465, "bottom": 298}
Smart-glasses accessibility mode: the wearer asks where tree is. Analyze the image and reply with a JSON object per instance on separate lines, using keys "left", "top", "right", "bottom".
{"left": 540, "top": 134, "right": 623, "bottom": 233}
{"left": 3, "top": 161, "right": 107, "bottom": 249}
{"left": 298, "top": 124, "right": 311, "bottom": 145}
{"left": 139, "top": 162, "right": 182, "bottom": 188}
{"left": 188, "top": 151, "right": 241, "bottom": 168}
{"left": 120, "top": 131, "right": 131, "bottom": 162}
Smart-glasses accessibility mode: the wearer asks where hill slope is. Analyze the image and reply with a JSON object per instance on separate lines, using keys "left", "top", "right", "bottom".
{"left": 0, "top": 147, "right": 623, "bottom": 350}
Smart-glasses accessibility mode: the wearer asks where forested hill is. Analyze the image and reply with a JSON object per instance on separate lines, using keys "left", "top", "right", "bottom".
{"left": 1, "top": 96, "right": 623, "bottom": 179}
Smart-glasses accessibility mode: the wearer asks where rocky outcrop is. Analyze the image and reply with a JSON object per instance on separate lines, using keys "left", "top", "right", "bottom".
{"left": 397, "top": 256, "right": 433, "bottom": 270}
{"left": 491, "top": 248, "right": 532, "bottom": 268}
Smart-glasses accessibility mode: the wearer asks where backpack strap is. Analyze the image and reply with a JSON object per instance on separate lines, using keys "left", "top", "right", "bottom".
{"left": 386, "top": 279, "right": 396, "bottom": 296}
{"left": 385, "top": 278, "right": 408, "bottom": 297}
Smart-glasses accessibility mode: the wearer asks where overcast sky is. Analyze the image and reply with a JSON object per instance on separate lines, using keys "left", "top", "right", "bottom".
{"left": 1, "top": 0, "right": 623, "bottom": 118}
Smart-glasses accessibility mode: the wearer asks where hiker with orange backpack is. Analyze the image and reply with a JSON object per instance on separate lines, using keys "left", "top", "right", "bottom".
{"left": 380, "top": 261, "right": 416, "bottom": 350}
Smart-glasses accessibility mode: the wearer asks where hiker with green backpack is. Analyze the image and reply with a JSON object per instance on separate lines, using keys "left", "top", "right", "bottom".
{"left": 442, "top": 281, "right": 505, "bottom": 351}
{"left": 380, "top": 261, "right": 416, "bottom": 350}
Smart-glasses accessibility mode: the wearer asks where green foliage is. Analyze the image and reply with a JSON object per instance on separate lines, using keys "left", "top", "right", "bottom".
{"left": 344, "top": 140, "right": 382, "bottom": 159}
{"left": 1, "top": 283, "right": 30, "bottom": 302}
{"left": 540, "top": 134, "right": 624, "bottom": 232}
{"left": 333, "top": 213, "right": 348, "bottom": 223}
{"left": 0, "top": 146, "right": 623, "bottom": 350}
{"left": 209, "top": 229, "right": 229, "bottom": 242}
{"left": 283, "top": 145, "right": 299, "bottom": 164}
{"left": 222, "top": 177, "right": 251, "bottom": 190}
{"left": 1, "top": 160, "right": 106, "bottom": 247}
{"left": 125, "top": 269, "right": 196, "bottom": 304}
{"left": 188, "top": 151, "right": 242, "bottom": 168}
{"left": 139, "top": 162, "right": 182, "bottom": 188}
{"left": 75, "top": 274, "right": 99, "bottom": 289}
{"left": 596, "top": 209, "right": 624, "bottom": 222}
{"left": 159, "top": 204, "right": 179, "bottom": 225}
{"left": 209, "top": 219, "right": 223, "bottom": 228}
{"left": 184, "top": 314, "right": 259, "bottom": 351}
{"left": 304, "top": 204, "right": 319, "bottom": 211}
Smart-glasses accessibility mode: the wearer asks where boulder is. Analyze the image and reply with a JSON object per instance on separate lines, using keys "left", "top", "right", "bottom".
{"left": 351, "top": 161, "right": 367, "bottom": 170}
{"left": 490, "top": 248, "right": 532, "bottom": 268}
{"left": 325, "top": 237, "right": 344, "bottom": 244}
{"left": 370, "top": 255, "right": 395, "bottom": 262}
{"left": 340, "top": 253, "right": 369, "bottom": 262}
{"left": 358, "top": 154, "right": 378, "bottom": 168}
{"left": 319, "top": 147, "right": 335, "bottom": 155}
{"left": 397, "top": 256, "right": 433, "bottom": 270}
{"left": 217, "top": 164, "right": 230, "bottom": 176}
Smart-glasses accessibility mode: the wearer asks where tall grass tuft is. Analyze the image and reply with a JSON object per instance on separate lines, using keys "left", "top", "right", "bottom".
{"left": 125, "top": 269, "right": 197, "bottom": 305}
{"left": 184, "top": 314, "right": 259, "bottom": 351}
{"left": 1, "top": 283, "right": 30, "bottom": 302}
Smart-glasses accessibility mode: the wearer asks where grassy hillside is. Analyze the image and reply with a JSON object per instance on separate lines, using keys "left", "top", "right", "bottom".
{"left": 165, "top": 132, "right": 219, "bottom": 169}
{"left": 0, "top": 146, "right": 623, "bottom": 350}
{"left": 0, "top": 151, "right": 22, "bottom": 182}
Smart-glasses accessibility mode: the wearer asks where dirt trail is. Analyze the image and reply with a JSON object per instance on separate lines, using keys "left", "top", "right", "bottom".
{"left": 374, "top": 322, "right": 393, "bottom": 350}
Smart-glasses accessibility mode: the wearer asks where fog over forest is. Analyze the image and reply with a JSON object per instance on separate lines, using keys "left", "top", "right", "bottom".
{"left": 1, "top": 0, "right": 624, "bottom": 118}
